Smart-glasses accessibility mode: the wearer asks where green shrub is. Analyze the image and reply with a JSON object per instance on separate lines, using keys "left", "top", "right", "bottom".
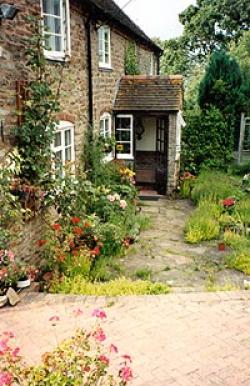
{"left": 236, "top": 197, "right": 250, "bottom": 227}
{"left": 185, "top": 199, "right": 221, "bottom": 243}
{"left": 135, "top": 268, "right": 152, "bottom": 280}
{"left": 224, "top": 230, "right": 250, "bottom": 275}
{"left": 230, "top": 161, "right": 250, "bottom": 176}
{"left": 51, "top": 276, "right": 170, "bottom": 296}
{"left": 191, "top": 171, "right": 242, "bottom": 204}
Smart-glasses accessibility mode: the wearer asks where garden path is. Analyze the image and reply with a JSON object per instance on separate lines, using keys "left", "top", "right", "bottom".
{"left": 1, "top": 291, "right": 250, "bottom": 385}
{"left": 121, "top": 199, "right": 249, "bottom": 292}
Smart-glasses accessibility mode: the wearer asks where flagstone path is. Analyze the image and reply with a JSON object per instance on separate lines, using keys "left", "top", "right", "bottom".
{"left": 121, "top": 199, "right": 249, "bottom": 292}
{"left": 1, "top": 291, "right": 250, "bottom": 385}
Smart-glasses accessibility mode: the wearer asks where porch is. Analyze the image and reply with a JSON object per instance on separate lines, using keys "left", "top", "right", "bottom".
{"left": 113, "top": 75, "right": 184, "bottom": 195}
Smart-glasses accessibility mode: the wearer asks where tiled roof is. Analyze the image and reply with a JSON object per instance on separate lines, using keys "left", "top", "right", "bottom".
{"left": 113, "top": 75, "right": 184, "bottom": 112}
{"left": 85, "top": 0, "right": 162, "bottom": 54}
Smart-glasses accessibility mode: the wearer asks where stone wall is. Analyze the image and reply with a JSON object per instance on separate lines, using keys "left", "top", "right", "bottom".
{"left": 167, "top": 113, "right": 180, "bottom": 194}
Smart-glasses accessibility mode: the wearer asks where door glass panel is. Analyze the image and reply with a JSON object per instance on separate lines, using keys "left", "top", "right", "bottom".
{"left": 116, "top": 143, "right": 130, "bottom": 154}
{"left": 116, "top": 130, "right": 130, "bottom": 142}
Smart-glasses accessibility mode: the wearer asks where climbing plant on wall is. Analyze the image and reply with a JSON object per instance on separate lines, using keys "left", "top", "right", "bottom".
{"left": 124, "top": 42, "right": 140, "bottom": 75}
{"left": 14, "top": 16, "right": 63, "bottom": 186}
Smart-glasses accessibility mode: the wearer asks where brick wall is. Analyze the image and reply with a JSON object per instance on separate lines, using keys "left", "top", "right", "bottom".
{"left": 0, "top": 0, "right": 159, "bottom": 262}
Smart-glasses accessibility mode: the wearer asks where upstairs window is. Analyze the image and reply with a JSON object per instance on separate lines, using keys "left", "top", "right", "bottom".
{"left": 52, "top": 121, "right": 75, "bottom": 176}
{"left": 41, "top": 0, "right": 71, "bottom": 61}
{"left": 98, "top": 26, "right": 111, "bottom": 68}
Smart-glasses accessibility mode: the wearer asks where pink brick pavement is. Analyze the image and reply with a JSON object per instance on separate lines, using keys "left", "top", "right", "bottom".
{"left": 1, "top": 291, "right": 250, "bottom": 385}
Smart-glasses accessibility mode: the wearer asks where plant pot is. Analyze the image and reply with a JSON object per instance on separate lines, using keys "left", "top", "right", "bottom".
{"left": 17, "top": 278, "right": 31, "bottom": 289}
{"left": 218, "top": 242, "right": 226, "bottom": 252}
{"left": 0, "top": 295, "right": 7, "bottom": 308}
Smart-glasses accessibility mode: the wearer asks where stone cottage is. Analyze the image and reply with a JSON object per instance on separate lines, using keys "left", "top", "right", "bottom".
{"left": 0, "top": 0, "right": 184, "bottom": 195}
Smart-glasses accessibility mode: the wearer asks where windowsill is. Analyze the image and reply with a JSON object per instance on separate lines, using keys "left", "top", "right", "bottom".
{"left": 45, "top": 51, "right": 71, "bottom": 62}
{"left": 116, "top": 155, "right": 134, "bottom": 161}
{"left": 99, "top": 65, "right": 113, "bottom": 72}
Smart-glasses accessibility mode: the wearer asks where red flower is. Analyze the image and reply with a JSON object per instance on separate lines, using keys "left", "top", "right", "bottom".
{"left": 92, "top": 308, "right": 107, "bottom": 319}
{"left": 37, "top": 239, "right": 47, "bottom": 247}
{"left": 92, "top": 327, "right": 106, "bottom": 342}
{"left": 109, "top": 344, "right": 118, "bottom": 353}
{"left": 90, "top": 246, "right": 100, "bottom": 257}
{"left": 57, "top": 254, "right": 65, "bottom": 262}
{"left": 223, "top": 198, "right": 236, "bottom": 208}
{"left": 99, "top": 354, "right": 110, "bottom": 366}
{"left": 74, "top": 227, "right": 83, "bottom": 236}
{"left": 84, "top": 222, "right": 91, "bottom": 228}
{"left": 119, "top": 366, "right": 133, "bottom": 382}
{"left": 69, "top": 240, "right": 75, "bottom": 248}
{"left": 52, "top": 223, "right": 61, "bottom": 231}
{"left": 71, "top": 217, "right": 80, "bottom": 225}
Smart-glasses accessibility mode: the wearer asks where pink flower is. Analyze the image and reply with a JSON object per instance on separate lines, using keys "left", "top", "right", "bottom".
{"left": 92, "top": 308, "right": 107, "bottom": 319}
{"left": 92, "top": 327, "right": 106, "bottom": 342}
{"left": 7, "top": 250, "right": 15, "bottom": 262}
{"left": 49, "top": 315, "right": 60, "bottom": 324}
{"left": 0, "top": 372, "right": 13, "bottom": 386}
{"left": 11, "top": 347, "right": 20, "bottom": 358}
{"left": 119, "top": 366, "right": 133, "bottom": 382}
{"left": 73, "top": 308, "right": 83, "bottom": 317}
{"left": 0, "top": 339, "right": 9, "bottom": 356}
{"left": 122, "top": 354, "right": 132, "bottom": 363}
{"left": 99, "top": 354, "right": 110, "bottom": 366}
{"left": 120, "top": 200, "right": 127, "bottom": 210}
{"left": 109, "top": 343, "right": 118, "bottom": 353}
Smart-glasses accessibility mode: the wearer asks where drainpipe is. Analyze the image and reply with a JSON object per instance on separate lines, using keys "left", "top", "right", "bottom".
{"left": 85, "top": 16, "right": 94, "bottom": 133}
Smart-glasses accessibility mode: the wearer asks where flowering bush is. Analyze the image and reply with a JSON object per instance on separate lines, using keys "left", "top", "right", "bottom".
{"left": 0, "top": 309, "right": 133, "bottom": 385}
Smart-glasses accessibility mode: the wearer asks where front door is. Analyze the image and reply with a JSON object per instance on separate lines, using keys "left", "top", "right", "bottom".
{"left": 156, "top": 117, "right": 168, "bottom": 194}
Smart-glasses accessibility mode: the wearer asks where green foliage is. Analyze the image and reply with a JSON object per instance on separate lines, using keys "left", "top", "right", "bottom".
{"left": 51, "top": 276, "right": 170, "bottom": 296}
{"left": 182, "top": 106, "right": 234, "bottom": 173}
{"left": 124, "top": 42, "right": 140, "bottom": 75}
{"left": 180, "top": 0, "right": 250, "bottom": 57}
{"left": 14, "top": 16, "right": 61, "bottom": 185}
{"left": 135, "top": 268, "right": 152, "bottom": 280}
{"left": 159, "top": 37, "right": 191, "bottom": 76}
{"left": 185, "top": 199, "right": 221, "bottom": 243}
{"left": 0, "top": 150, "right": 22, "bottom": 249}
{"left": 191, "top": 171, "right": 242, "bottom": 203}
{"left": 230, "top": 160, "right": 250, "bottom": 176}
{"left": 198, "top": 51, "right": 244, "bottom": 116}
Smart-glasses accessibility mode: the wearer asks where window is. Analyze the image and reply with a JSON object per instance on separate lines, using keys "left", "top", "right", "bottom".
{"left": 115, "top": 115, "right": 134, "bottom": 160}
{"left": 41, "top": 0, "right": 71, "bottom": 61}
{"left": 100, "top": 113, "right": 113, "bottom": 161}
{"left": 52, "top": 121, "right": 75, "bottom": 176}
{"left": 98, "top": 26, "right": 111, "bottom": 68}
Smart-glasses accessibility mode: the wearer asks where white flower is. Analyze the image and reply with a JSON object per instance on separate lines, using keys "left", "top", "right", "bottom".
{"left": 120, "top": 200, "right": 127, "bottom": 210}
{"left": 107, "top": 194, "right": 115, "bottom": 202}
{"left": 113, "top": 193, "right": 120, "bottom": 201}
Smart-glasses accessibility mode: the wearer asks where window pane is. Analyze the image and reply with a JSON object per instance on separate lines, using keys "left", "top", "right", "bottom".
{"left": 65, "top": 129, "right": 71, "bottom": 146}
{"left": 44, "top": 34, "right": 62, "bottom": 52}
{"left": 54, "top": 132, "right": 61, "bottom": 147}
{"left": 116, "top": 130, "right": 130, "bottom": 142}
{"left": 65, "top": 147, "right": 72, "bottom": 161}
{"left": 116, "top": 143, "right": 131, "bottom": 154}
{"left": 43, "top": 0, "right": 61, "bottom": 16}
{"left": 44, "top": 16, "right": 61, "bottom": 34}
{"left": 116, "top": 117, "right": 131, "bottom": 129}
{"left": 100, "top": 119, "right": 105, "bottom": 136}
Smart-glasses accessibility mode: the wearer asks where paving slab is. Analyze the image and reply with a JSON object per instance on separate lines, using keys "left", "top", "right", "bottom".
{"left": 1, "top": 291, "right": 250, "bottom": 385}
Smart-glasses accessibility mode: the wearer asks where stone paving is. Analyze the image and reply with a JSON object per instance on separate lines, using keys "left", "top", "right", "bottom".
{"left": 122, "top": 199, "right": 249, "bottom": 292}
{"left": 1, "top": 291, "right": 250, "bottom": 385}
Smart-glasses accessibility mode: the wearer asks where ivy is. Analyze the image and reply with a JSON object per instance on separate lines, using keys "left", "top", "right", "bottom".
{"left": 124, "top": 42, "right": 140, "bottom": 75}
{"left": 14, "top": 16, "right": 63, "bottom": 186}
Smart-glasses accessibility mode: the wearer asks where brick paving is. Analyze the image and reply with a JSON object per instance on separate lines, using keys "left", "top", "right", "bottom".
{"left": 1, "top": 291, "right": 250, "bottom": 385}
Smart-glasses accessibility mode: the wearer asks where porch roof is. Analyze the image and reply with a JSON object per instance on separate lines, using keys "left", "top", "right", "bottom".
{"left": 113, "top": 75, "right": 184, "bottom": 113}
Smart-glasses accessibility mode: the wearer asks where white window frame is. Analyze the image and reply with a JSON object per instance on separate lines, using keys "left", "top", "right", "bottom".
{"left": 115, "top": 114, "right": 134, "bottom": 160}
{"left": 41, "top": 0, "right": 71, "bottom": 61}
{"left": 52, "top": 121, "right": 75, "bottom": 176}
{"left": 100, "top": 112, "right": 113, "bottom": 162}
{"left": 98, "top": 25, "right": 111, "bottom": 69}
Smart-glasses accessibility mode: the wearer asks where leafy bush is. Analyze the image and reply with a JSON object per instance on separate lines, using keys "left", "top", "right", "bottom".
{"left": 224, "top": 230, "right": 250, "bottom": 275}
{"left": 185, "top": 199, "right": 221, "bottom": 243}
{"left": 235, "top": 197, "right": 250, "bottom": 227}
{"left": 182, "top": 107, "right": 234, "bottom": 173}
{"left": 51, "top": 276, "right": 170, "bottom": 296}
{"left": 191, "top": 171, "right": 242, "bottom": 204}
{"left": 230, "top": 161, "right": 250, "bottom": 176}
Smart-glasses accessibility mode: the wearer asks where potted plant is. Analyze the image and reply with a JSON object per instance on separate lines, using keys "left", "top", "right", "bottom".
{"left": 0, "top": 250, "right": 18, "bottom": 295}
{"left": 15, "top": 264, "right": 34, "bottom": 289}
